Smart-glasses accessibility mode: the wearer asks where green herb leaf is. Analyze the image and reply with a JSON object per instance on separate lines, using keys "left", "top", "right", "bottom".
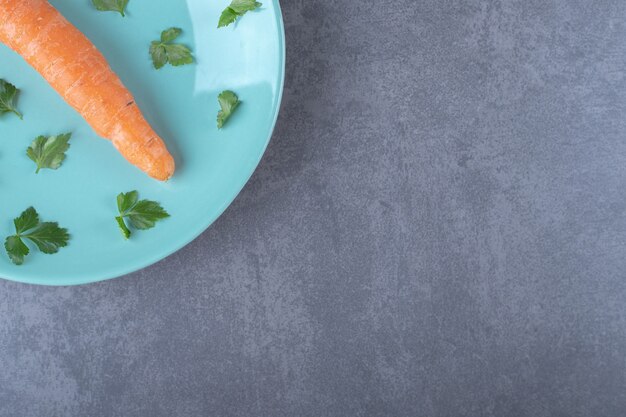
{"left": 149, "top": 43, "right": 168, "bottom": 70}
{"left": 150, "top": 28, "right": 194, "bottom": 69}
{"left": 218, "top": 8, "right": 239, "bottom": 28}
{"left": 230, "top": 0, "right": 263, "bottom": 13}
{"left": 161, "top": 27, "right": 182, "bottom": 43}
{"left": 164, "top": 44, "right": 194, "bottom": 66}
{"left": 218, "top": 0, "right": 262, "bottom": 28}
{"left": 116, "top": 216, "right": 131, "bottom": 239}
{"left": 26, "top": 133, "right": 71, "bottom": 173}
{"left": 4, "top": 207, "right": 70, "bottom": 265}
{"left": 116, "top": 191, "right": 169, "bottom": 239}
{"left": 25, "top": 223, "right": 71, "bottom": 254}
{"left": 14, "top": 207, "right": 39, "bottom": 234}
{"left": 91, "top": 0, "right": 129, "bottom": 16}
{"left": 0, "top": 79, "right": 22, "bottom": 120}
{"left": 217, "top": 90, "right": 241, "bottom": 129}
{"left": 126, "top": 200, "right": 170, "bottom": 230}
{"left": 4, "top": 236, "right": 29, "bottom": 266}
{"left": 117, "top": 190, "right": 139, "bottom": 214}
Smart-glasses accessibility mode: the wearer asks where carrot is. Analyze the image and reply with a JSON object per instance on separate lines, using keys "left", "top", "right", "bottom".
{"left": 0, "top": 0, "right": 175, "bottom": 181}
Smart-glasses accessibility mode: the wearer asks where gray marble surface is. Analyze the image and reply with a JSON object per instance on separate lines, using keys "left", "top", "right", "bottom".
{"left": 2, "top": 0, "right": 626, "bottom": 416}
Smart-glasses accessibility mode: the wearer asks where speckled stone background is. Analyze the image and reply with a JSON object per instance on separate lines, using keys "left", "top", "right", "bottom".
{"left": 1, "top": 0, "right": 626, "bottom": 416}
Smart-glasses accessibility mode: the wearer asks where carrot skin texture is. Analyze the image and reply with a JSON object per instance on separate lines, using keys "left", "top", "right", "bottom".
{"left": 0, "top": 0, "right": 175, "bottom": 181}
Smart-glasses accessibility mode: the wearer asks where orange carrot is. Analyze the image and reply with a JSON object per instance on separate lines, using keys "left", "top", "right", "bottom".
{"left": 0, "top": 0, "right": 175, "bottom": 181}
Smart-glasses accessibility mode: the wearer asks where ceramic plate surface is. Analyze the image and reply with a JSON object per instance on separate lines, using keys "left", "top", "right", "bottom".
{"left": 0, "top": 0, "right": 285, "bottom": 285}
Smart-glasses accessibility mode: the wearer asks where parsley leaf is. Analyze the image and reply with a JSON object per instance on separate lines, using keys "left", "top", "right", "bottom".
{"left": 161, "top": 27, "right": 182, "bottom": 43}
{"left": 4, "top": 207, "right": 70, "bottom": 265}
{"left": 26, "top": 133, "right": 72, "bottom": 173}
{"left": 116, "top": 191, "right": 169, "bottom": 239}
{"left": 217, "top": 90, "right": 241, "bottom": 129}
{"left": 150, "top": 28, "right": 194, "bottom": 69}
{"left": 0, "top": 79, "right": 22, "bottom": 120}
{"left": 218, "top": 8, "right": 239, "bottom": 28}
{"left": 5, "top": 237, "right": 29, "bottom": 266}
{"left": 230, "top": 0, "right": 263, "bottom": 13}
{"left": 91, "top": 0, "right": 129, "bottom": 17}
{"left": 14, "top": 207, "right": 40, "bottom": 234}
{"left": 218, "top": 0, "right": 262, "bottom": 28}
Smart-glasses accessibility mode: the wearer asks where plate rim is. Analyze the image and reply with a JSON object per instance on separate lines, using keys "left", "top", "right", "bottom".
{"left": 2, "top": 0, "right": 286, "bottom": 286}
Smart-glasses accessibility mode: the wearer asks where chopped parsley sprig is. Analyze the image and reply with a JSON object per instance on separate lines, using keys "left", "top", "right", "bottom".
{"left": 91, "top": 0, "right": 129, "bottom": 16}
{"left": 217, "top": 90, "right": 241, "bottom": 129}
{"left": 150, "top": 28, "right": 194, "bottom": 69}
{"left": 0, "top": 79, "right": 22, "bottom": 120}
{"left": 218, "top": 0, "right": 262, "bottom": 28}
{"left": 4, "top": 207, "right": 70, "bottom": 265}
{"left": 115, "top": 191, "right": 170, "bottom": 239}
{"left": 27, "top": 133, "right": 72, "bottom": 173}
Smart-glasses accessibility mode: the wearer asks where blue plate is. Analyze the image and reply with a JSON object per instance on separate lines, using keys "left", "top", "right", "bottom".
{"left": 0, "top": 0, "right": 285, "bottom": 285}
